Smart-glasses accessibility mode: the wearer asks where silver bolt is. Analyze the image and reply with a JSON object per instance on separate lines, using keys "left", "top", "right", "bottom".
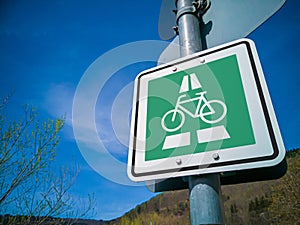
{"left": 192, "top": 1, "right": 200, "bottom": 10}
{"left": 200, "top": 57, "right": 205, "bottom": 63}
{"left": 172, "top": 26, "right": 179, "bottom": 35}
{"left": 172, "top": 66, "right": 177, "bottom": 72}
{"left": 212, "top": 153, "right": 220, "bottom": 161}
{"left": 176, "top": 159, "right": 182, "bottom": 165}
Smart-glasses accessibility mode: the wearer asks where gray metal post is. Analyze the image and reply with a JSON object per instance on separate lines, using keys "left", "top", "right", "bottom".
{"left": 175, "top": 0, "right": 224, "bottom": 224}
{"left": 176, "top": 0, "right": 202, "bottom": 55}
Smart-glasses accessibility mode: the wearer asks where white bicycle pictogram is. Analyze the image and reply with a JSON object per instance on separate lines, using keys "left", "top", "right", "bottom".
{"left": 161, "top": 91, "right": 227, "bottom": 132}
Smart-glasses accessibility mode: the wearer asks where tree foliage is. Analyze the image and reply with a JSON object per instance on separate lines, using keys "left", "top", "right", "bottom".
{"left": 267, "top": 155, "right": 300, "bottom": 224}
{"left": 0, "top": 96, "right": 95, "bottom": 224}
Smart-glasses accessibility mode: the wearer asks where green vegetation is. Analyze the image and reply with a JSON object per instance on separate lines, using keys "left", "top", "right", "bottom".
{"left": 108, "top": 191, "right": 190, "bottom": 225}
{"left": 267, "top": 149, "right": 299, "bottom": 224}
{"left": 0, "top": 96, "right": 95, "bottom": 225}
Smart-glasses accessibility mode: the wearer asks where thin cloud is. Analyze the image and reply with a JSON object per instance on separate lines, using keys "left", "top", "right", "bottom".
{"left": 43, "top": 82, "right": 74, "bottom": 123}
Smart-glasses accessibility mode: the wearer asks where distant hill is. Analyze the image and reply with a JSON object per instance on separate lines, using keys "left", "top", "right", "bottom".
{"left": 107, "top": 148, "right": 299, "bottom": 225}
{"left": 1, "top": 149, "right": 299, "bottom": 225}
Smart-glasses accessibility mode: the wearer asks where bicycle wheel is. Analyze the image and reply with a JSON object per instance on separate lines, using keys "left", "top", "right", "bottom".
{"left": 161, "top": 109, "right": 185, "bottom": 132}
{"left": 200, "top": 100, "right": 227, "bottom": 124}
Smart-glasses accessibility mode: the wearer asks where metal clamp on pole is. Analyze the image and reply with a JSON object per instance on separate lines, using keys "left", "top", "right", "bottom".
{"left": 175, "top": 5, "right": 198, "bottom": 25}
{"left": 175, "top": 0, "right": 210, "bottom": 25}
{"left": 198, "top": 0, "right": 211, "bottom": 15}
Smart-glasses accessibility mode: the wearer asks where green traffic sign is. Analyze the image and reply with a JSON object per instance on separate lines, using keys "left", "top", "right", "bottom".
{"left": 146, "top": 54, "right": 255, "bottom": 161}
{"left": 128, "top": 39, "right": 285, "bottom": 182}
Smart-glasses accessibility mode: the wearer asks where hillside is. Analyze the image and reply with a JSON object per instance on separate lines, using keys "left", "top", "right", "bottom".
{"left": 107, "top": 148, "right": 300, "bottom": 225}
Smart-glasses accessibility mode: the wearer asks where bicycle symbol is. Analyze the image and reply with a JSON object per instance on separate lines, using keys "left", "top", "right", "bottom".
{"left": 161, "top": 91, "right": 227, "bottom": 132}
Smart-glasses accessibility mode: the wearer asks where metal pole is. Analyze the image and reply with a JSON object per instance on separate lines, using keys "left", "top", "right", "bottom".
{"left": 175, "top": 0, "right": 224, "bottom": 224}
{"left": 176, "top": 0, "right": 202, "bottom": 55}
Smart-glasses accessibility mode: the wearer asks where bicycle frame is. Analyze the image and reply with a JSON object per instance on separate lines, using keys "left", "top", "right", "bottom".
{"left": 172, "top": 91, "right": 212, "bottom": 121}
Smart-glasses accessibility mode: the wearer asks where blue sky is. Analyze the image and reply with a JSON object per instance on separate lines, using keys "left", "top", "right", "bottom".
{"left": 1, "top": 0, "right": 299, "bottom": 221}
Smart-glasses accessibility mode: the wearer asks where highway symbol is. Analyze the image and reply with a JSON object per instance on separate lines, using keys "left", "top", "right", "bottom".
{"left": 161, "top": 73, "right": 229, "bottom": 150}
